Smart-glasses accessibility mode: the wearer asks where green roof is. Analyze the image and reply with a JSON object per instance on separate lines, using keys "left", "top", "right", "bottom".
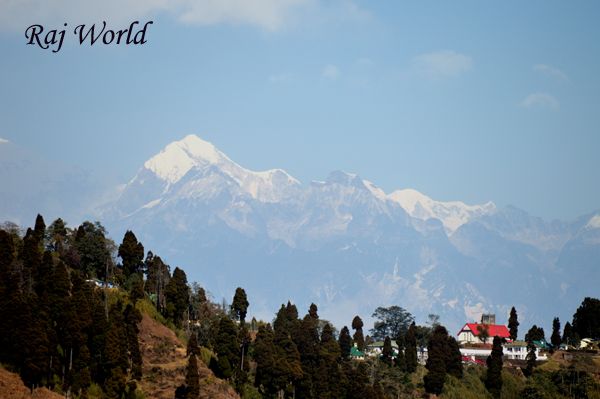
{"left": 350, "top": 346, "right": 365, "bottom": 357}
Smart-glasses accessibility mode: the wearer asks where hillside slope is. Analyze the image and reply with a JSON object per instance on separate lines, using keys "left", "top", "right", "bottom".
{"left": 0, "top": 367, "right": 63, "bottom": 399}
{"left": 138, "top": 313, "right": 239, "bottom": 399}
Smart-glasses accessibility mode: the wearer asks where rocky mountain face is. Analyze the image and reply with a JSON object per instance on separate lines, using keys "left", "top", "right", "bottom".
{"left": 34, "top": 135, "right": 600, "bottom": 333}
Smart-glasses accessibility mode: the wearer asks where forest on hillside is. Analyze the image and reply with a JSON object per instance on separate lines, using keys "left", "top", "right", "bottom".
{"left": 0, "top": 215, "right": 599, "bottom": 399}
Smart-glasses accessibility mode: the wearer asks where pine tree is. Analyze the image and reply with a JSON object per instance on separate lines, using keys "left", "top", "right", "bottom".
{"left": 294, "top": 306, "right": 321, "bottom": 399}
{"left": 525, "top": 325, "right": 545, "bottom": 343}
{"left": 351, "top": 316, "right": 365, "bottom": 351}
{"left": 165, "top": 267, "right": 189, "bottom": 327}
{"left": 562, "top": 321, "right": 574, "bottom": 345}
{"left": 508, "top": 306, "right": 519, "bottom": 340}
{"left": 404, "top": 322, "right": 418, "bottom": 373}
{"left": 314, "top": 323, "right": 342, "bottom": 398}
{"left": 446, "top": 336, "right": 463, "bottom": 379}
{"left": 524, "top": 340, "right": 537, "bottom": 377}
{"left": 124, "top": 304, "right": 143, "bottom": 380}
{"left": 395, "top": 333, "right": 406, "bottom": 371}
{"left": 187, "top": 331, "right": 200, "bottom": 357}
{"left": 382, "top": 336, "right": 393, "bottom": 365}
{"left": 572, "top": 297, "right": 600, "bottom": 339}
{"left": 550, "top": 317, "right": 561, "bottom": 350}
{"left": 33, "top": 214, "right": 46, "bottom": 244}
{"left": 485, "top": 336, "right": 503, "bottom": 397}
{"left": 339, "top": 326, "right": 352, "bottom": 360}
{"left": 185, "top": 355, "right": 200, "bottom": 399}
{"left": 118, "top": 230, "right": 144, "bottom": 279}
{"left": 214, "top": 316, "right": 240, "bottom": 380}
{"left": 424, "top": 325, "right": 449, "bottom": 395}
{"left": 104, "top": 303, "right": 129, "bottom": 398}
{"left": 254, "top": 324, "right": 278, "bottom": 395}
{"left": 231, "top": 287, "right": 249, "bottom": 324}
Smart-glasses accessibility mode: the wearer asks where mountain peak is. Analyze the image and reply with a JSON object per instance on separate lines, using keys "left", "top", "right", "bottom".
{"left": 143, "top": 134, "right": 228, "bottom": 184}
{"left": 388, "top": 189, "right": 496, "bottom": 233}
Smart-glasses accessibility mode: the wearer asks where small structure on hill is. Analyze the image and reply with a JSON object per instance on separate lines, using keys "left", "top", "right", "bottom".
{"left": 457, "top": 322, "right": 510, "bottom": 345}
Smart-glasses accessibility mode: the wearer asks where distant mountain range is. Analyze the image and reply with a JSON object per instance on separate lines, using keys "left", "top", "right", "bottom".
{"left": 2, "top": 135, "right": 598, "bottom": 335}
{"left": 97, "top": 135, "right": 600, "bottom": 334}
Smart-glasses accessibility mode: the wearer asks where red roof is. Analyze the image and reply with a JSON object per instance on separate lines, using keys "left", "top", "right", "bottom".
{"left": 460, "top": 323, "right": 510, "bottom": 338}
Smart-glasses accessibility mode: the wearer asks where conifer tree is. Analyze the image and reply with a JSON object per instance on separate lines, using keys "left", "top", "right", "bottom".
{"left": 572, "top": 297, "right": 600, "bottom": 339}
{"left": 48, "top": 218, "right": 68, "bottom": 252}
{"left": 314, "top": 323, "right": 342, "bottom": 398}
{"left": 254, "top": 324, "right": 279, "bottom": 396}
{"left": 551, "top": 317, "right": 561, "bottom": 350}
{"left": 404, "top": 322, "right": 418, "bottom": 373}
{"left": 339, "top": 326, "right": 352, "bottom": 360}
{"left": 525, "top": 325, "right": 545, "bottom": 343}
{"left": 33, "top": 214, "right": 46, "bottom": 244}
{"left": 165, "top": 267, "right": 190, "bottom": 327}
{"left": 118, "top": 230, "right": 145, "bottom": 279}
{"left": 124, "top": 304, "right": 143, "bottom": 380}
{"left": 485, "top": 336, "right": 503, "bottom": 397}
{"left": 185, "top": 354, "right": 200, "bottom": 399}
{"left": 294, "top": 305, "right": 321, "bottom": 399}
{"left": 508, "top": 306, "right": 519, "bottom": 340}
{"left": 231, "top": 287, "right": 249, "bottom": 324}
{"left": 446, "top": 336, "right": 463, "bottom": 379}
{"left": 524, "top": 340, "right": 537, "bottom": 377}
{"left": 424, "top": 325, "right": 449, "bottom": 395}
{"left": 187, "top": 331, "right": 200, "bottom": 357}
{"left": 352, "top": 315, "right": 365, "bottom": 351}
{"left": 562, "top": 321, "right": 574, "bottom": 345}
{"left": 214, "top": 316, "right": 240, "bottom": 380}
{"left": 395, "top": 333, "right": 406, "bottom": 371}
{"left": 382, "top": 336, "right": 393, "bottom": 365}
{"left": 104, "top": 303, "right": 129, "bottom": 398}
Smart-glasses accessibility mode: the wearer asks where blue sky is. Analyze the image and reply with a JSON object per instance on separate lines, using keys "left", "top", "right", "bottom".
{"left": 1, "top": 0, "right": 599, "bottom": 220}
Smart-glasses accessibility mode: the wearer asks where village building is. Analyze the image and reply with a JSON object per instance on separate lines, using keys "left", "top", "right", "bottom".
{"left": 457, "top": 322, "right": 511, "bottom": 345}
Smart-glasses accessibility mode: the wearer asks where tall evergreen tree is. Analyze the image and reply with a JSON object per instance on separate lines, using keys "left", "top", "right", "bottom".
{"left": 525, "top": 325, "right": 545, "bottom": 343}
{"left": 524, "top": 341, "right": 537, "bottom": 377}
{"left": 231, "top": 287, "right": 249, "bottom": 324}
{"left": 485, "top": 336, "right": 504, "bottom": 397}
{"left": 550, "top": 317, "right": 561, "bottom": 349}
{"left": 424, "top": 325, "right": 449, "bottom": 395}
{"left": 339, "top": 326, "right": 352, "bottom": 360}
{"left": 572, "top": 297, "right": 600, "bottom": 339}
{"left": 508, "top": 306, "right": 519, "bottom": 340}
{"left": 124, "top": 304, "right": 143, "bottom": 380}
{"left": 33, "top": 214, "right": 46, "bottom": 244}
{"left": 118, "top": 231, "right": 144, "bottom": 279}
{"left": 562, "top": 321, "right": 574, "bottom": 345}
{"left": 185, "top": 355, "right": 200, "bottom": 399}
{"left": 254, "top": 324, "right": 280, "bottom": 396}
{"left": 314, "top": 323, "right": 342, "bottom": 399}
{"left": 446, "top": 336, "right": 463, "bottom": 379}
{"left": 394, "top": 333, "right": 406, "bottom": 371}
{"left": 351, "top": 316, "right": 365, "bottom": 351}
{"left": 165, "top": 267, "right": 190, "bottom": 327}
{"left": 404, "top": 322, "right": 418, "bottom": 373}
{"left": 214, "top": 316, "right": 240, "bottom": 380}
{"left": 382, "top": 336, "right": 393, "bottom": 365}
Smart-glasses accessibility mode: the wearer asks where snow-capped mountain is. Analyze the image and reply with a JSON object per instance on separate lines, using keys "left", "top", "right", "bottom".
{"left": 388, "top": 189, "right": 496, "bottom": 234}
{"left": 79, "top": 135, "right": 600, "bottom": 333}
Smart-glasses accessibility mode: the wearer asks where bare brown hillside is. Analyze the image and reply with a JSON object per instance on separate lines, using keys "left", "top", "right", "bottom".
{"left": 0, "top": 367, "right": 63, "bottom": 399}
{"left": 138, "top": 313, "right": 239, "bottom": 399}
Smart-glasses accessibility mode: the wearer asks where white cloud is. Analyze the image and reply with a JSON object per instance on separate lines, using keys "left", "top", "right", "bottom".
{"left": 0, "top": 0, "right": 313, "bottom": 32}
{"left": 412, "top": 50, "right": 472, "bottom": 78}
{"left": 520, "top": 92, "right": 560, "bottom": 110}
{"left": 322, "top": 64, "right": 340, "bottom": 80}
{"left": 0, "top": 138, "right": 8, "bottom": 144}
{"left": 533, "top": 64, "right": 568, "bottom": 81}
